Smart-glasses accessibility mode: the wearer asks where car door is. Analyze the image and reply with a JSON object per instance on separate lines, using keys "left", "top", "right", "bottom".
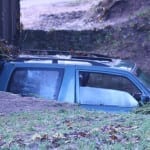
{"left": 75, "top": 67, "right": 142, "bottom": 112}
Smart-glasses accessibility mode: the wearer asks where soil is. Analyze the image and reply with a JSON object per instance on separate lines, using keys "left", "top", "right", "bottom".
{"left": 0, "top": 91, "right": 77, "bottom": 115}
{"left": 21, "top": 0, "right": 150, "bottom": 73}
{"left": 21, "top": 0, "right": 150, "bottom": 30}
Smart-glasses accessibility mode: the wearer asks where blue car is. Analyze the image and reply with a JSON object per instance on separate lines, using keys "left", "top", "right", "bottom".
{"left": 0, "top": 51, "right": 150, "bottom": 112}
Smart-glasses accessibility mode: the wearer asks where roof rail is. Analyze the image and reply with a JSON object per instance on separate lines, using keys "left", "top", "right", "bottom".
{"left": 14, "top": 57, "right": 108, "bottom": 66}
{"left": 21, "top": 49, "right": 113, "bottom": 62}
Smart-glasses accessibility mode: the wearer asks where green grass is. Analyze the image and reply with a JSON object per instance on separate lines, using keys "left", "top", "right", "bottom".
{"left": 0, "top": 108, "right": 149, "bottom": 150}
{"left": 134, "top": 103, "right": 150, "bottom": 115}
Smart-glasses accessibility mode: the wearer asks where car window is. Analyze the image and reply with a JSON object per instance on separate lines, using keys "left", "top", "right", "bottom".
{"left": 78, "top": 71, "right": 139, "bottom": 107}
{"left": 8, "top": 68, "right": 64, "bottom": 99}
{"left": 79, "top": 71, "right": 140, "bottom": 95}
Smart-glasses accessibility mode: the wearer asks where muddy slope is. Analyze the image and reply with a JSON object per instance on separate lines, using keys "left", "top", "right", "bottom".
{"left": 0, "top": 91, "right": 76, "bottom": 115}
{"left": 21, "top": 0, "right": 150, "bottom": 72}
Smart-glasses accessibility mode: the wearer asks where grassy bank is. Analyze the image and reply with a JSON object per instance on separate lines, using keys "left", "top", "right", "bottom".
{"left": 0, "top": 108, "right": 149, "bottom": 150}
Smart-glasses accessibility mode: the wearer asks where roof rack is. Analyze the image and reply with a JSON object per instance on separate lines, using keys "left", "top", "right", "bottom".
{"left": 21, "top": 49, "right": 113, "bottom": 62}
{"left": 15, "top": 56, "right": 108, "bottom": 66}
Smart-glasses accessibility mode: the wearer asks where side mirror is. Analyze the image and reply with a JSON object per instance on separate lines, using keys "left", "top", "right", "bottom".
{"left": 133, "top": 93, "right": 150, "bottom": 106}
{"left": 133, "top": 93, "right": 142, "bottom": 101}
{"left": 133, "top": 93, "right": 143, "bottom": 106}
{"left": 143, "top": 96, "right": 150, "bottom": 103}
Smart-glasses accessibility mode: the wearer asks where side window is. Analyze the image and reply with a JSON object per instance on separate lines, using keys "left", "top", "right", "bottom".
{"left": 8, "top": 68, "right": 64, "bottom": 100}
{"left": 80, "top": 72, "right": 140, "bottom": 95}
{"left": 79, "top": 71, "right": 140, "bottom": 107}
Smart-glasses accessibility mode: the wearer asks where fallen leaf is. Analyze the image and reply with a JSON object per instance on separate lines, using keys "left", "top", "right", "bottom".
{"left": 31, "top": 133, "right": 41, "bottom": 141}
{"left": 0, "top": 141, "right": 6, "bottom": 147}
{"left": 90, "top": 128, "right": 100, "bottom": 133}
{"left": 110, "top": 135, "right": 118, "bottom": 141}
{"left": 31, "top": 133, "right": 48, "bottom": 141}
{"left": 53, "top": 133, "right": 65, "bottom": 139}
{"left": 130, "top": 136, "right": 140, "bottom": 143}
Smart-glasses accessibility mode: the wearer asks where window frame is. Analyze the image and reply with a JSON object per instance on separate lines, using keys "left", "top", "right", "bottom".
{"left": 75, "top": 68, "right": 143, "bottom": 106}
{"left": 79, "top": 71, "right": 141, "bottom": 95}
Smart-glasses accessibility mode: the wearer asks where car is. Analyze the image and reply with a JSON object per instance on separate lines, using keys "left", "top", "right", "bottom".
{"left": 0, "top": 50, "right": 150, "bottom": 112}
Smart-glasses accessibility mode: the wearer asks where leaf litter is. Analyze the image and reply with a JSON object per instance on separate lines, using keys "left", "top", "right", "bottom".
{"left": 0, "top": 109, "right": 149, "bottom": 149}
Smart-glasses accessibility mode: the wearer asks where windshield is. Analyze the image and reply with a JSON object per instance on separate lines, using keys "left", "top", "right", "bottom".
{"left": 135, "top": 68, "right": 150, "bottom": 90}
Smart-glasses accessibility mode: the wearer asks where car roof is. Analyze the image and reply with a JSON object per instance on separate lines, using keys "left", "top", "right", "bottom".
{"left": 5, "top": 50, "right": 136, "bottom": 72}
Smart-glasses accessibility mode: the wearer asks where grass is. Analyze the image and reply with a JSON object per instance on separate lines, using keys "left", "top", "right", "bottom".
{"left": 0, "top": 108, "right": 149, "bottom": 150}
{"left": 134, "top": 103, "right": 150, "bottom": 114}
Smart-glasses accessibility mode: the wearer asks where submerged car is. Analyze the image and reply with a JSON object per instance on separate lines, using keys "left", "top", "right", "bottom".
{"left": 0, "top": 50, "right": 150, "bottom": 112}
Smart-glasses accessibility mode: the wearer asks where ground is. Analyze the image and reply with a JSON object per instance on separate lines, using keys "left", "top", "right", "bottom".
{"left": 0, "top": 91, "right": 76, "bottom": 115}
{"left": 0, "top": 92, "right": 149, "bottom": 149}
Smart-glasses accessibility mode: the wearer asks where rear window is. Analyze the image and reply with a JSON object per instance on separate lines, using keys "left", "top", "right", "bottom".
{"left": 7, "top": 68, "right": 64, "bottom": 100}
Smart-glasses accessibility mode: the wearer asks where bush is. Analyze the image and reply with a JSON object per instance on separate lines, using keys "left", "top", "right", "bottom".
{"left": 0, "top": 39, "right": 19, "bottom": 60}
{"left": 134, "top": 103, "right": 150, "bottom": 114}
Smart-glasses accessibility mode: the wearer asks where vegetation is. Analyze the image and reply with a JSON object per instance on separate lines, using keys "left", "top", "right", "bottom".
{"left": 0, "top": 40, "right": 10, "bottom": 59}
{"left": 0, "top": 39, "right": 19, "bottom": 60}
{"left": 134, "top": 103, "right": 150, "bottom": 115}
{"left": 0, "top": 108, "right": 149, "bottom": 149}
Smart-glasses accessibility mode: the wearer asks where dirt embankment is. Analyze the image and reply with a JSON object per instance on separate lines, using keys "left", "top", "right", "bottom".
{"left": 90, "top": 0, "right": 150, "bottom": 73}
{"left": 21, "top": 0, "right": 150, "bottom": 73}
{"left": 21, "top": 0, "right": 150, "bottom": 31}
{"left": 0, "top": 91, "right": 77, "bottom": 115}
